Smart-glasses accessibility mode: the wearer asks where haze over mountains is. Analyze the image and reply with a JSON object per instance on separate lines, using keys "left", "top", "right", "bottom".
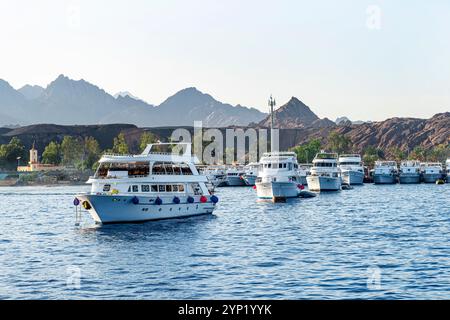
{"left": 0, "top": 75, "right": 266, "bottom": 127}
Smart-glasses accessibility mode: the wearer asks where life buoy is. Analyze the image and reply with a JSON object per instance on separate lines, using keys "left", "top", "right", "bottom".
{"left": 210, "top": 195, "right": 219, "bottom": 204}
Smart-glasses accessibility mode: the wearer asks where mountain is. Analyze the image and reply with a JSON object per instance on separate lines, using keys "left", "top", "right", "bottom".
{"left": 18, "top": 85, "right": 44, "bottom": 100}
{"left": 156, "top": 87, "right": 266, "bottom": 127}
{"left": 336, "top": 116, "right": 365, "bottom": 126}
{"left": 0, "top": 75, "right": 266, "bottom": 127}
{"left": 114, "top": 91, "right": 140, "bottom": 100}
{"left": 258, "top": 97, "right": 334, "bottom": 129}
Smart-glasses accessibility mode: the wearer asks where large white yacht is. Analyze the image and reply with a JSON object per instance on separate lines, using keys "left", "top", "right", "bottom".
{"left": 399, "top": 160, "right": 421, "bottom": 184}
{"left": 255, "top": 152, "right": 303, "bottom": 200}
{"left": 338, "top": 154, "right": 364, "bottom": 185}
{"left": 373, "top": 161, "right": 397, "bottom": 184}
{"left": 420, "top": 162, "right": 444, "bottom": 183}
{"left": 242, "top": 162, "right": 260, "bottom": 186}
{"left": 306, "top": 152, "right": 341, "bottom": 191}
{"left": 75, "top": 143, "right": 218, "bottom": 224}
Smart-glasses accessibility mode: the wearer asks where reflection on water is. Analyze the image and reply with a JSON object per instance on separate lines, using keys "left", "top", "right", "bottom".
{"left": 0, "top": 184, "right": 449, "bottom": 299}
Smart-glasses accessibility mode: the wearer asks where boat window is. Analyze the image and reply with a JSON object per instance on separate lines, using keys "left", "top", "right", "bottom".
{"left": 132, "top": 185, "right": 139, "bottom": 192}
{"left": 103, "top": 184, "right": 111, "bottom": 192}
{"left": 151, "top": 185, "right": 158, "bottom": 192}
{"left": 166, "top": 185, "right": 173, "bottom": 192}
{"left": 288, "top": 163, "right": 292, "bottom": 170}
{"left": 279, "top": 163, "right": 283, "bottom": 168}
{"left": 128, "top": 186, "right": 131, "bottom": 192}
{"left": 268, "top": 163, "right": 272, "bottom": 168}
{"left": 158, "top": 185, "right": 165, "bottom": 192}
{"left": 172, "top": 185, "right": 179, "bottom": 192}
{"left": 179, "top": 184, "right": 185, "bottom": 192}
{"left": 141, "top": 185, "right": 150, "bottom": 192}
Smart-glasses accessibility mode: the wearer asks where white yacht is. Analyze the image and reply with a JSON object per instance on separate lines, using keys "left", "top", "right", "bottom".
{"left": 255, "top": 152, "right": 303, "bottom": 200}
{"left": 75, "top": 143, "right": 218, "bottom": 224}
{"left": 338, "top": 154, "right": 364, "bottom": 185}
{"left": 198, "top": 165, "right": 227, "bottom": 189}
{"left": 373, "top": 161, "right": 397, "bottom": 184}
{"left": 242, "top": 162, "right": 260, "bottom": 186}
{"left": 297, "top": 164, "right": 311, "bottom": 185}
{"left": 306, "top": 152, "right": 341, "bottom": 191}
{"left": 399, "top": 160, "right": 421, "bottom": 184}
{"left": 224, "top": 166, "right": 246, "bottom": 186}
{"left": 420, "top": 162, "right": 444, "bottom": 183}
{"left": 447, "top": 159, "right": 450, "bottom": 183}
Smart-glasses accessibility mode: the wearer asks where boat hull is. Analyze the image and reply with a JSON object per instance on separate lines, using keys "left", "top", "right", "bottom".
{"left": 256, "top": 182, "right": 299, "bottom": 199}
{"left": 226, "top": 176, "right": 247, "bottom": 186}
{"left": 422, "top": 173, "right": 443, "bottom": 183}
{"left": 399, "top": 174, "right": 421, "bottom": 184}
{"left": 243, "top": 175, "right": 257, "bottom": 186}
{"left": 341, "top": 170, "right": 364, "bottom": 185}
{"left": 306, "top": 176, "right": 341, "bottom": 191}
{"left": 76, "top": 194, "right": 216, "bottom": 224}
{"left": 373, "top": 174, "right": 396, "bottom": 184}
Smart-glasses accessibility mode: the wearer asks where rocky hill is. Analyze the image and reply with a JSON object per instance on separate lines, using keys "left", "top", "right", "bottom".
{"left": 0, "top": 75, "right": 266, "bottom": 127}
{"left": 258, "top": 97, "right": 335, "bottom": 129}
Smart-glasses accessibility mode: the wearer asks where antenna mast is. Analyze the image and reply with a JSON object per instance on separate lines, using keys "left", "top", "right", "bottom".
{"left": 268, "top": 95, "right": 277, "bottom": 152}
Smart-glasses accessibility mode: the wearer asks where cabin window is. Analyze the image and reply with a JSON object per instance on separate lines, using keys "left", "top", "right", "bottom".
{"left": 103, "top": 184, "right": 111, "bottom": 192}
{"left": 141, "top": 185, "right": 150, "bottom": 192}
{"left": 128, "top": 186, "right": 131, "bottom": 192}
{"left": 268, "top": 163, "right": 272, "bottom": 168}
{"left": 152, "top": 162, "right": 193, "bottom": 175}
{"left": 132, "top": 185, "right": 139, "bottom": 192}
{"left": 179, "top": 184, "right": 185, "bottom": 192}
{"left": 172, "top": 185, "right": 179, "bottom": 192}
{"left": 158, "top": 185, "right": 165, "bottom": 192}
{"left": 95, "top": 162, "right": 149, "bottom": 178}
{"left": 166, "top": 185, "right": 173, "bottom": 192}
{"left": 288, "top": 163, "right": 292, "bottom": 170}
{"left": 279, "top": 163, "right": 283, "bottom": 169}
{"left": 151, "top": 185, "right": 158, "bottom": 192}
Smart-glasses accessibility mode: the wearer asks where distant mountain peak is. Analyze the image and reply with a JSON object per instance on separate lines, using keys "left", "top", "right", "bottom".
{"left": 114, "top": 91, "right": 140, "bottom": 100}
{"left": 18, "top": 84, "right": 44, "bottom": 100}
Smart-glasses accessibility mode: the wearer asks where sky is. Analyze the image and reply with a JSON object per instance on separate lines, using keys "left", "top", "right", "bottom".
{"left": 0, "top": 0, "right": 449, "bottom": 121}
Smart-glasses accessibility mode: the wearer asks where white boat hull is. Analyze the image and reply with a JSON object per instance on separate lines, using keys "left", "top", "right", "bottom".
{"left": 243, "top": 175, "right": 257, "bottom": 186}
{"left": 341, "top": 170, "right": 364, "bottom": 185}
{"left": 76, "top": 194, "right": 216, "bottom": 224}
{"left": 226, "top": 176, "right": 246, "bottom": 186}
{"left": 256, "top": 182, "right": 300, "bottom": 199}
{"left": 306, "top": 176, "right": 341, "bottom": 191}
{"left": 373, "top": 174, "right": 396, "bottom": 184}
{"left": 399, "top": 173, "right": 421, "bottom": 184}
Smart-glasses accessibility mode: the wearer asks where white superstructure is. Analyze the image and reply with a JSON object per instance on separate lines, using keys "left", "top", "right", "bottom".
{"left": 242, "top": 162, "right": 260, "bottom": 186}
{"left": 338, "top": 154, "right": 364, "bottom": 185}
{"left": 255, "top": 152, "right": 303, "bottom": 199}
{"left": 306, "top": 152, "right": 341, "bottom": 191}
{"left": 75, "top": 143, "right": 218, "bottom": 224}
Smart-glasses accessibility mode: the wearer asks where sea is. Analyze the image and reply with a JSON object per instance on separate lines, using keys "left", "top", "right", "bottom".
{"left": 0, "top": 183, "right": 449, "bottom": 299}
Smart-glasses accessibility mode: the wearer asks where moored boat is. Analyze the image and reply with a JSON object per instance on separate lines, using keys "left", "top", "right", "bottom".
{"left": 373, "top": 161, "right": 397, "bottom": 184}
{"left": 75, "top": 143, "right": 218, "bottom": 224}
{"left": 420, "top": 162, "right": 444, "bottom": 183}
{"left": 242, "top": 162, "right": 260, "bottom": 186}
{"left": 306, "top": 152, "right": 341, "bottom": 191}
{"left": 338, "top": 154, "right": 364, "bottom": 185}
{"left": 399, "top": 160, "right": 421, "bottom": 184}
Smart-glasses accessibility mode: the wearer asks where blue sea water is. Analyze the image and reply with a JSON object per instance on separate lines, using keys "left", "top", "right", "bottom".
{"left": 0, "top": 183, "right": 449, "bottom": 299}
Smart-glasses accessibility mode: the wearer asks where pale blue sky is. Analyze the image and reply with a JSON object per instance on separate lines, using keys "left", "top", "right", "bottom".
{"left": 1, "top": 0, "right": 449, "bottom": 121}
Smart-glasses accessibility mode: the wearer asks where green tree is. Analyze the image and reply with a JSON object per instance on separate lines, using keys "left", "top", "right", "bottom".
{"left": 82, "top": 137, "right": 101, "bottom": 170}
{"left": 112, "top": 133, "right": 129, "bottom": 154}
{"left": 139, "top": 132, "right": 157, "bottom": 152}
{"left": 326, "top": 132, "right": 352, "bottom": 154}
{"left": 0, "top": 137, "right": 26, "bottom": 169}
{"left": 60, "top": 136, "right": 83, "bottom": 166}
{"left": 291, "top": 139, "right": 322, "bottom": 163}
{"left": 429, "top": 144, "right": 450, "bottom": 162}
{"left": 362, "top": 146, "right": 384, "bottom": 167}
{"left": 409, "top": 146, "right": 426, "bottom": 161}
{"left": 42, "top": 141, "right": 61, "bottom": 164}
{"left": 389, "top": 147, "right": 406, "bottom": 162}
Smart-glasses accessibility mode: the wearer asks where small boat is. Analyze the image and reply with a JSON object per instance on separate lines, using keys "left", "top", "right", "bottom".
{"left": 255, "top": 152, "right": 304, "bottom": 200}
{"left": 198, "top": 165, "right": 227, "bottom": 190}
{"left": 420, "top": 162, "right": 444, "bottom": 183}
{"left": 224, "top": 166, "right": 246, "bottom": 186}
{"left": 297, "top": 163, "right": 311, "bottom": 185}
{"left": 399, "top": 160, "right": 421, "bottom": 184}
{"left": 373, "top": 161, "right": 397, "bottom": 184}
{"left": 446, "top": 159, "right": 450, "bottom": 183}
{"left": 338, "top": 154, "right": 364, "bottom": 185}
{"left": 242, "top": 162, "right": 260, "bottom": 186}
{"left": 306, "top": 152, "right": 341, "bottom": 191}
{"left": 75, "top": 143, "right": 218, "bottom": 224}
